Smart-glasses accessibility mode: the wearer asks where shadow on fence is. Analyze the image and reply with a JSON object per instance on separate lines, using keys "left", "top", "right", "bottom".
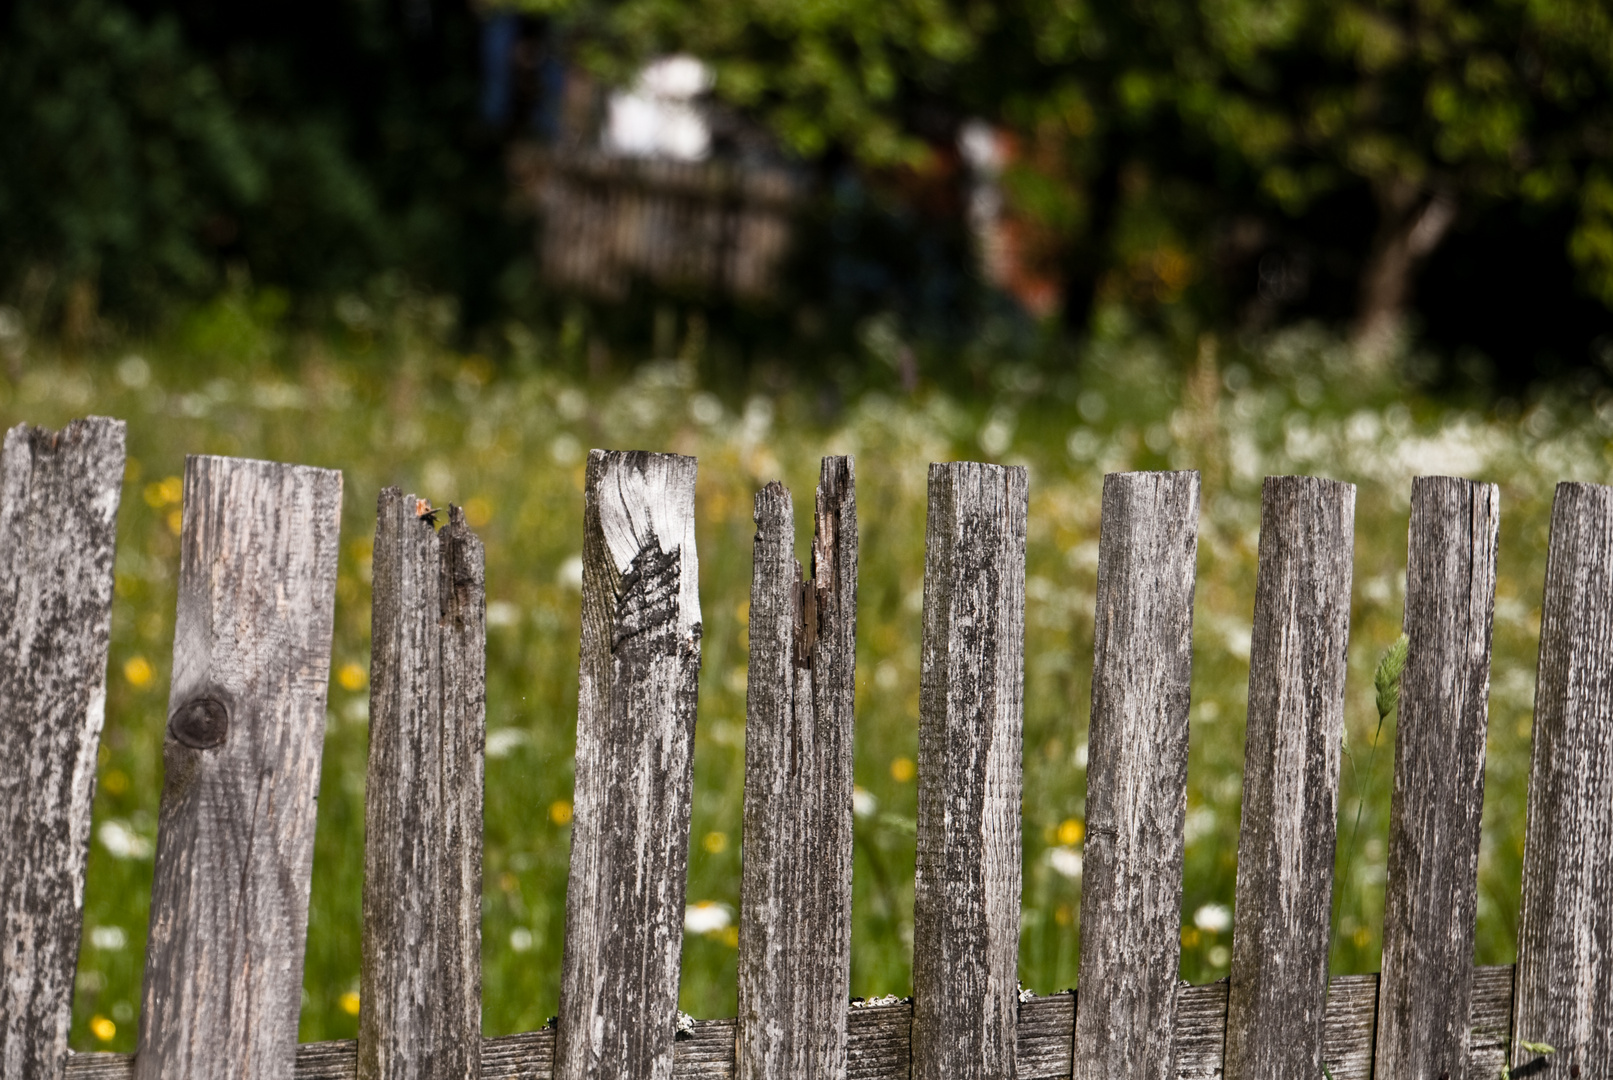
{"left": 2, "top": 415, "right": 1610, "bottom": 1080}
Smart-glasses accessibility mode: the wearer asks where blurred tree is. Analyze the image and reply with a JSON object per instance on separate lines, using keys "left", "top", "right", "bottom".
{"left": 548, "top": 0, "right": 1613, "bottom": 344}
{"left": 0, "top": 0, "right": 520, "bottom": 334}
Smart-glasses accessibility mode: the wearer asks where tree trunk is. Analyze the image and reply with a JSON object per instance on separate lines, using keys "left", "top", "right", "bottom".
{"left": 1353, "top": 177, "right": 1458, "bottom": 361}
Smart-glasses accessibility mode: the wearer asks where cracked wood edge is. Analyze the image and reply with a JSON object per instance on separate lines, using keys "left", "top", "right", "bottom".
{"left": 1225, "top": 475, "right": 1355, "bottom": 1080}
{"left": 1513, "top": 481, "right": 1613, "bottom": 1077}
{"left": 556, "top": 451, "right": 701, "bottom": 1080}
{"left": 1074, "top": 471, "right": 1200, "bottom": 1080}
{"left": 61, "top": 966, "right": 1519, "bottom": 1079}
{"left": 912, "top": 461, "right": 1028, "bottom": 1080}
{"left": 1375, "top": 476, "right": 1499, "bottom": 1080}
{"left": 738, "top": 457, "right": 857, "bottom": 1080}
{"left": 359, "top": 492, "right": 486, "bottom": 1080}
{"left": 0, "top": 417, "right": 125, "bottom": 1080}
{"left": 134, "top": 455, "right": 343, "bottom": 1080}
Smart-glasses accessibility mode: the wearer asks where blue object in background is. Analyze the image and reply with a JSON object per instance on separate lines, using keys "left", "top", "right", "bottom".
{"left": 480, "top": 12, "right": 519, "bottom": 127}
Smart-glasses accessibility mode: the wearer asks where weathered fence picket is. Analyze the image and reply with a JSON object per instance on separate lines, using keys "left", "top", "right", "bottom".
{"left": 1074, "top": 470, "right": 1200, "bottom": 1080}
{"left": 5, "top": 415, "right": 1613, "bottom": 1080}
{"left": 0, "top": 418, "right": 125, "bottom": 1080}
{"left": 1513, "top": 481, "right": 1613, "bottom": 1079}
{"left": 1225, "top": 476, "right": 1355, "bottom": 1080}
{"left": 912, "top": 461, "right": 1028, "bottom": 1080}
{"left": 1375, "top": 476, "right": 1500, "bottom": 1080}
{"left": 738, "top": 458, "right": 857, "bottom": 1080}
{"left": 556, "top": 451, "right": 701, "bottom": 1080}
{"left": 360, "top": 491, "right": 487, "bottom": 1080}
{"left": 134, "top": 456, "right": 343, "bottom": 1080}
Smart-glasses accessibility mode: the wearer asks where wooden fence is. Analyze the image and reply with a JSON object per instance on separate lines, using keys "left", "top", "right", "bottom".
{"left": 2, "top": 415, "right": 1612, "bottom": 1080}
{"left": 508, "top": 147, "right": 801, "bottom": 302}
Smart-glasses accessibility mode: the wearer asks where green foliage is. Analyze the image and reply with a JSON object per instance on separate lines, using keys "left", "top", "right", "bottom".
{"left": 536, "top": 0, "right": 1613, "bottom": 322}
{"left": 569, "top": 0, "right": 983, "bottom": 166}
{"left": 1571, "top": 168, "right": 1613, "bottom": 306}
{"left": 0, "top": 0, "right": 517, "bottom": 330}
{"left": 0, "top": 0, "right": 262, "bottom": 309}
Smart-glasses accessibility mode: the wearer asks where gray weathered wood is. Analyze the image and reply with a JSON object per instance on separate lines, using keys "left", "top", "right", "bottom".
{"left": 1468, "top": 964, "right": 1514, "bottom": 1079}
{"left": 738, "top": 457, "right": 857, "bottom": 1080}
{"left": 360, "top": 492, "right": 486, "bottom": 1080}
{"left": 135, "top": 455, "right": 344, "bottom": 1080}
{"left": 0, "top": 418, "right": 126, "bottom": 1080}
{"left": 912, "top": 461, "right": 1028, "bottom": 1080}
{"left": 61, "top": 965, "right": 1521, "bottom": 1080}
{"left": 556, "top": 450, "right": 701, "bottom": 1080}
{"left": 1513, "top": 480, "right": 1613, "bottom": 1077}
{"left": 1173, "top": 982, "right": 1229, "bottom": 1080}
{"left": 1375, "top": 476, "right": 1499, "bottom": 1080}
{"left": 1019, "top": 995, "right": 1075, "bottom": 1080}
{"left": 1224, "top": 475, "right": 1356, "bottom": 1080}
{"left": 1074, "top": 470, "right": 1200, "bottom": 1080}
{"left": 1321, "top": 974, "right": 1380, "bottom": 1080}
{"left": 847, "top": 1001, "right": 912, "bottom": 1079}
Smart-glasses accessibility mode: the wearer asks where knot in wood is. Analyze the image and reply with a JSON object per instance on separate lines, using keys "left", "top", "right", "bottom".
{"left": 169, "top": 696, "right": 230, "bottom": 750}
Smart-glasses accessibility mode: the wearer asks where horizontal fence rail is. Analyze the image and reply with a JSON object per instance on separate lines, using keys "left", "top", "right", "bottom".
{"left": 4, "top": 415, "right": 1613, "bottom": 1080}
{"left": 57, "top": 966, "right": 1519, "bottom": 1080}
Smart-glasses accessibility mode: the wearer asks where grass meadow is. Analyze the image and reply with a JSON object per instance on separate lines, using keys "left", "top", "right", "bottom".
{"left": 5, "top": 296, "right": 1611, "bottom": 1050}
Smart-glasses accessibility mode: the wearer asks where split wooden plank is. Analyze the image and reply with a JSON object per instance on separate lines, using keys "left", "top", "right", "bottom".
{"left": 135, "top": 455, "right": 343, "bottom": 1080}
{"left": 912, "top": 461, "right": 1029, "bottom": 1080}
{"left": 60, "top": 965, "right": 1522, "bottom": 1080}
{"left": 1375, "top": 476, "right": 1499, "bottom": 1080}
{"left": 359, "top": 492, "right": 486, "bottom": 1080}
{"left": 0, "top": 418, "right": 125, "bottom": 1080}
{"left": 1513, "top": 481, "right": 1613, "bottom": 1078}
{"left": 737, "top": 458, "right": 857, "bottom": 1080}
{"left": 556, "top": 451, "right": 701, "bottom": 1080}
{"left": 1074, "top": 470, "right": 1200, "bottom": 1080}
{"left": 1224, "top": 475, "right": 1356, "bottom": 1080}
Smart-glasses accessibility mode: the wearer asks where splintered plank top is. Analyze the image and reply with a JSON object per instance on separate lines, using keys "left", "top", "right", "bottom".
{"left": 360, "top": 492, "right": 486, "bottom": 1080}
{"left": 557, "top": 451, "right": 701, "bottom": 1080}
{"left": 738, "top": 458, "right": 858, "bottom": 1080}
{"left": 136, "top": 455, "right": 343, "bottom": 1080}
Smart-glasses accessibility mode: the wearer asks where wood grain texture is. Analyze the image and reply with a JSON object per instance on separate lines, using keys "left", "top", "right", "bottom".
{"left": 556, "top": 451, "right": 701, "bottom": 1080}
{"left": 360, "top": 492, "right": 486, "bottom": 1080}
{"left": 1174, "top": 982, "right": 1228, "bottom": 1079}
{"left": 1375, "top": 476, "right": 1499, "bottom": 1080}
{"left": 1513, "top": 480, "right": 1613, "bottom": 1078}
{"left": 737, "top": 458, "right": 857, "bottom": 1080}
{"left": 912, "top": 461, "right": 1028, "bottom": 1080}
{"left": 1224, "top": 475, "right": 1355, "bottom": 1080}
{"left": 1321, "top": 974, "right": 1380, "bottom": 1080}
{"left": 0, "top": 418, "right": 125, "bottom": 1080}
{"left": 61, "top": 966, "right": 1520, "bottom": 1080}
{"left": 135, "top": 455, "right": 344, "bottom": 1080}
{"left": 1468, "top": 964, "right": 1514, "bottom": 1079}
{"left": 1019, "top": 995, "right": 1075, "bottom": 1080}
{"left": 1074, "top": 471, "right": 1200, "bottom": 1080}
